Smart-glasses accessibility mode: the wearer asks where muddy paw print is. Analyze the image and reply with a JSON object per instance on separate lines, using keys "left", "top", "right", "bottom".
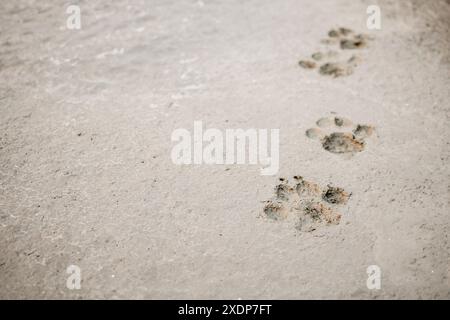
{"left": 325, "top": 27, "right": 374, "bottom": 49}
{"left": 299, "top": 27, "right": 373, "bottom": 77}
{"left": 305, "top": 115, "right": 375, "bottom": 155}
{"left": 262, "top": 176, "right": 351, "bottom": 232}
{"left": 318, "top": 56, "right": 361, "bottom": 77}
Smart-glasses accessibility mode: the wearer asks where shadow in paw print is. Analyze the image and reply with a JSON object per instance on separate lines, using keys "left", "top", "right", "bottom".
{"left": 262, "top": 176, "right": 351, "bottom": 232}
{"left": 298, "top": 27, "right": 374, "bottom": 78}
{"left": 306, "top": 115, "right": 375, "bottom": 155}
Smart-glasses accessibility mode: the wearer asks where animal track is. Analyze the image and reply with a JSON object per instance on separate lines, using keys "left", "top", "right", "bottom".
{"left": 306, "top": 115, "right": 375, "bottom": 155}
{"left": 298, "top": 27, "right": 373, "bottom": 77}
{"left": 262, "top": 176, "right": 350, "bottom": 232}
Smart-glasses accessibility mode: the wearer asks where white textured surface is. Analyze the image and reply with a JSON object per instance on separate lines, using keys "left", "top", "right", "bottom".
{"left": 0, "top": 0, "right": 449, "bottom": 299}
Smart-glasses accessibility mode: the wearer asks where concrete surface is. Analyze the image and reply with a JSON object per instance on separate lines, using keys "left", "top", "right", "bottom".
{"left": 0, "top": 0, "right": 449, "bottom": 299}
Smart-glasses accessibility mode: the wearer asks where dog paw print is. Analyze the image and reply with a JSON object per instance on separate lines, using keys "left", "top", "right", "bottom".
{"left": 306, "top": 115, "right": 375, "bottom": 154}
{"left": 262, "top": 176, "right": 351, "bottom": 232}
{"left": 298, "top": 27, "right": 374, "bottom": 77}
